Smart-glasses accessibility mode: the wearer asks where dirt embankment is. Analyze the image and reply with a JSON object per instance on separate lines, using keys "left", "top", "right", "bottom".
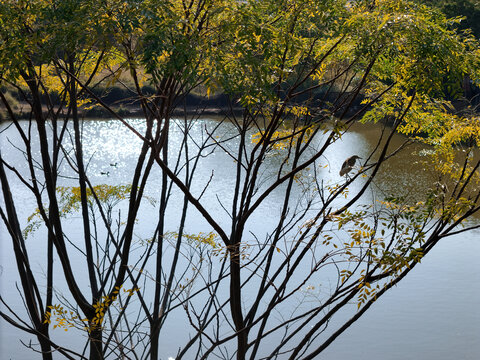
{"left": 2, "top": 83, "right": 479, "bottom": 121}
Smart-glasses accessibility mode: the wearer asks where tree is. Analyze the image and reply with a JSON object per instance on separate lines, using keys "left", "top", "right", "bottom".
{"left": 1, "top": 0, "right": 479, "bottom": 359}
{"left": 416, "top": 0, "right": 480, "bottom": 99}
{"left": 418, "top": 0, "right": 480, "bottom": 38}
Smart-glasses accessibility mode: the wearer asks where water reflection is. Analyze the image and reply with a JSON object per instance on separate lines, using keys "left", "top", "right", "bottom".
{"left": 0, "top": 117, "right": 479, "bottom": 360}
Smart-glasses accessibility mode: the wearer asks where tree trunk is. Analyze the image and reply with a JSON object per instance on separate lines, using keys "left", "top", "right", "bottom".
{"left": 38, "top": 330, "right": 53, "bottom": 360}
{"left": 89, "top": 327, "right": 103, "bottom": 360}
{"left": 229, "top": 244, "right": 247, "bottom": 360}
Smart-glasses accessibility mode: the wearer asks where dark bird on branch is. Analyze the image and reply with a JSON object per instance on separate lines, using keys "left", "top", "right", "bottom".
{"left": 339, "top": 155, "right": 361, "bottom": 177}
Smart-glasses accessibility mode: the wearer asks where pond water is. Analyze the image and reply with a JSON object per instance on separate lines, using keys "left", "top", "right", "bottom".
{"left": 1, "top": 117, "right": 479, "bottom": 359}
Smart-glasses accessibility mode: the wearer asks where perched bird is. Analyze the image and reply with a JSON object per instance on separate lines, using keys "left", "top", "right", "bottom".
{"left": 339, "top": 155, "right": 361, "bottom": 177}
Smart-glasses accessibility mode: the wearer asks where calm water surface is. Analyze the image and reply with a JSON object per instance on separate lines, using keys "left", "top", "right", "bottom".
{"left": 1, "top": 117, "right": 479, "bottom": 359}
